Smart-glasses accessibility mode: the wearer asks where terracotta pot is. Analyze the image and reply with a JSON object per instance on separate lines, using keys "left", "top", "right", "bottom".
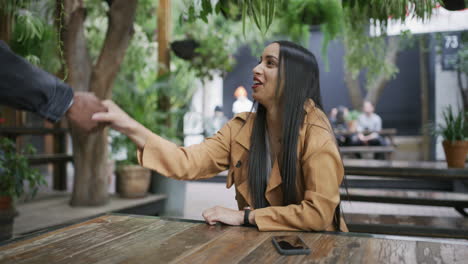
{"left": 116, "top": 165, "right": 151, "bottom": 198}
{"left": 0, "top": 196, "right": 15, "bottom": 241}
{"left": 442, "top": 140, "right": 468, "bottom": 168}
{"left": 0, "top": 196, "right": 12, "bottom": 210}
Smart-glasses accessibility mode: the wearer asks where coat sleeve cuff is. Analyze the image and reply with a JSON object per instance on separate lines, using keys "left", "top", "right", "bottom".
{"left": 37, "top": 80, "right": 74, "bottom": 123}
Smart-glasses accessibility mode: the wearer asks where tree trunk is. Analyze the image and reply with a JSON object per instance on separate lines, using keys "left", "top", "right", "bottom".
{"left": 344, "top": 69, "right": 363, "bottom": 110}
{"left": 365, "top": 37, "right": 399, "bottom": 104}
{"left": 62, "top": 0, "right": 137, "bottom": 206}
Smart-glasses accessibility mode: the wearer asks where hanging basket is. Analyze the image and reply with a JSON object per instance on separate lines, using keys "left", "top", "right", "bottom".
{"left": 442, "top": 140, "right": 468, "bottom": 168}
{"left": 441, "top": 0, "right": 466, "bottom": 11}
{"left": 170, "top": 39, "right": 200, "bottom": 61}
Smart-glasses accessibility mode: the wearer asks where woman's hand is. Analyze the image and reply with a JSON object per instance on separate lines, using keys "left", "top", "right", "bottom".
{"left": 92, "top": 100, "right": 152, "bottom": 149}
{"left": 202, "top": 206, "right": 243, "bottom": 226}
{"left": 202, "top": 206, "right": 256, "bottom": 226}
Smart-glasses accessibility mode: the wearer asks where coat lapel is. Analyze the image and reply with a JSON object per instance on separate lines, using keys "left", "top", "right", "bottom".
{"left": 265, "top": 159, "right": 283, "bottom": 205}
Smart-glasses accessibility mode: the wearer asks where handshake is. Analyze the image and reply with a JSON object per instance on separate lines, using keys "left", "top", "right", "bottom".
{"left": 66, "top": 92, "right": 109, "bottom": 133}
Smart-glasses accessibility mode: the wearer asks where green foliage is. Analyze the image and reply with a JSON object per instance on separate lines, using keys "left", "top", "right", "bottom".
{"left": 342, "top": 12, "right": 400, "bottom": 85}
{"left": 0, "top": 138, "right": 46, "bottom": 199}
{"left": 8, "top": 0, "right": 62, "bottom": 74}
{"left": 176, "top": 15, "right": 237, "bottom": 80}
{"left": 341, "top": 0, "right": 440, "bottom": 88}
{"left": 345, "top": 110, "right": 361, "bottom": 121}
{"left": 343, "top": 0, "right": 440, "bottom": 24}
{"left": 183, "top": 0, "right": 279, "bottom": 35}
{"left": 175, "top": 5, "right": 269, "bottom": 81}
{"left": 277, "top": 0, "right": 343, "bottom": 56}
{"left": 111, "top": 61, "right": 198, "bottom": 165}
{"left": 432, "top": 106, "right": 468, "bottom": 142}
{"left": 455, "top": 32, "right": 468, "bottom": 75}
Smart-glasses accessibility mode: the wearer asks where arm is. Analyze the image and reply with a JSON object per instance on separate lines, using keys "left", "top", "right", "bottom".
{"left": 253, "top": 135, "right": 344, "bottom": 231}
{"left": 92, "top": 100, "right": 232, "bottom": 180}
{"left": 0, "top": 40, "right": 73, "bottom": 122}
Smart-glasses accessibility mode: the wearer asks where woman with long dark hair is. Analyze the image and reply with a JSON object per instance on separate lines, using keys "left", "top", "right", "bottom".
{"left": 92, "top": 41, "right": 347, "bottom": 232}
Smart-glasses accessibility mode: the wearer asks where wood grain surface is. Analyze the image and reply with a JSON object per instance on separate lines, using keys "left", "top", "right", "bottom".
{"left": 1, "top": 214, "right": 467, "bottom": 264}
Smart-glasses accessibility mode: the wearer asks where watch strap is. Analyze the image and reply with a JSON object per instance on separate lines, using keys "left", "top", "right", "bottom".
{"left": 243, "top": 209, "right": 251, "bottom": 226}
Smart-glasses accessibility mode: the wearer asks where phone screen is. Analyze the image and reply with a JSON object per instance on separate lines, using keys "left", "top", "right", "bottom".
{"left": 272, "top": 235, "right": 310, "bottom": 254}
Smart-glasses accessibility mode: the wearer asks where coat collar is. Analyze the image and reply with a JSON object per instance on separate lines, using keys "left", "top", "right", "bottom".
{"left": 233, "top": 99, "right": 316, "bottom": 151}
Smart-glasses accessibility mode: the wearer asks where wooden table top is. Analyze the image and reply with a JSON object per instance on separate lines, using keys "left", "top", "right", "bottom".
{"left": 1, "top": 214, "right": 468, "bottom": 264}
{"left": 343, "top": 159, "right": 468, "bottom": 179}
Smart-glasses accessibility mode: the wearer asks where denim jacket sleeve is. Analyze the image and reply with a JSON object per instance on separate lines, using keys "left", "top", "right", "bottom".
{"left": 0, "top": 40, "right": 73, "bottom": 122}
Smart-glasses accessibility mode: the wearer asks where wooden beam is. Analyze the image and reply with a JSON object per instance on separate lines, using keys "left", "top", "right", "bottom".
{"left": 156, "top": 0, "right": 172, "bottom": 126}
{"left": 157, "top": 0, "right": 171, "bottom": 76}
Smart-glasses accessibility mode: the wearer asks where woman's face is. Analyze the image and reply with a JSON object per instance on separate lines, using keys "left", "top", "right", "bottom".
{"left": 252, "top": 43, "right": 280, "bottom": 108}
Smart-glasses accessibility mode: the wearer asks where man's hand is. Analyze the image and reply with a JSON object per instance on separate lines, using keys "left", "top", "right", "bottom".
{"left": 66, "top": 92, "right": 107, "bottom": 133}
{"left": 202, "top": 206, "right": 247, "bottom": 226}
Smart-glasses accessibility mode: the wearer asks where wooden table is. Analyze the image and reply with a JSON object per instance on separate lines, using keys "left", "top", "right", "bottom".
{"left": 344, "top": 159, "right": 468, "bottom": 180}
{"left": 1, "top": 214, "right": 468, "bottom": 263}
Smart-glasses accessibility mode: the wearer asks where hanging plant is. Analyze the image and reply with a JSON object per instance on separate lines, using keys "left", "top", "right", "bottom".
{"left": 218, "top": 0, "right": 242, "bottom": 21}
{"left": 341, "top": 0, "right": 442, "bottom": 86}
{"left": 170, "top": 39, "right": 200, "bottom": 61}
{"left": 277, "top": 0, "right": 343, "bottom": 56}
{"left": 440, "top": 0, "right": 466, "bottom": 11}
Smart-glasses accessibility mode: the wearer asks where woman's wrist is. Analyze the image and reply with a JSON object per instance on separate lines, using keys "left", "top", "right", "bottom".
{"left": 242, "top": 209, "right": 256, "bottom": 225}
{"left": 248, "top": 210, "right": 256, "bottom": 225}
{"left": 127, "top": 121, "right": 152, "bottom": 149}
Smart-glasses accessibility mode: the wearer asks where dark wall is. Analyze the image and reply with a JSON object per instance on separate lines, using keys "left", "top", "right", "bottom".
{"left": 223, "top": 33, "right": 424, "bottom": 135}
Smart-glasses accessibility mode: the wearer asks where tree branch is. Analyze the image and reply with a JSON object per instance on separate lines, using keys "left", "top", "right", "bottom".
{"left": 365, "top": 36, "right": 400, "bottom": 104}
{"left": 62, "top": 0, "right": 92, "bottom": 92}
{"left": 89, "top": 0, "right": 137, "bottom": 99}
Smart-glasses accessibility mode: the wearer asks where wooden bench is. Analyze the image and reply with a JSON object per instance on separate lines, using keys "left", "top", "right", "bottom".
{"left": 345, "top": 213, "right": 468, "bottom": 239}
{"left": 337, "top": 128, "right": 397, "bottom": 160}
{"left": 341, "top": 188, "right": 468, "bottom": 216}
{"left": 342, "top": 159, "right": 468, "bottom": 238}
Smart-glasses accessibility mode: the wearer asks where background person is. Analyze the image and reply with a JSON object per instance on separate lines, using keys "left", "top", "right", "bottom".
{"left": 232, "top": 86, "right": 253, "bottom": 115}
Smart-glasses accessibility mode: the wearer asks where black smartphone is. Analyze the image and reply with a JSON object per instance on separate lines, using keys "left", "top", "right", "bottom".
{"left": 271, "top": 235, "right": 311, "bottom": 255}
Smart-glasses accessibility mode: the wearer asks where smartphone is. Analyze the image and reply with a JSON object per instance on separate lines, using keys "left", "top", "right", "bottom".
{"left": 271, "top": 235, "right": 311, "bottom": 255}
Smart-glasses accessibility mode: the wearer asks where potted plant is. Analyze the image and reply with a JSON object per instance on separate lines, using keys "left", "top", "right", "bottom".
{"left": 433, "top": 106, "right": 468, "bottom": 168}
{"left": 111, "top": 68, "right": 195, "bottom": 197}
{"left": 0, "top": 138, "right": 46, "bottom": 241}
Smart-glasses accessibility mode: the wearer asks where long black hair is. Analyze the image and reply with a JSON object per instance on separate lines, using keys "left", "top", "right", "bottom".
{"left": 247, "top": 41, "right": 344, "bottom": 231}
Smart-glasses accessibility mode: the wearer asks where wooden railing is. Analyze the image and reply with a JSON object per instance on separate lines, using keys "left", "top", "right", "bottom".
{"left": 0, "top": 127, "right": 72, "bottom": 190}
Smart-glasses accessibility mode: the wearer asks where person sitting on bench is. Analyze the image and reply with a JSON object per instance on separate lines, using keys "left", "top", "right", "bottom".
{"left": 352, "top": 101, "right": 387, "bottom": 159}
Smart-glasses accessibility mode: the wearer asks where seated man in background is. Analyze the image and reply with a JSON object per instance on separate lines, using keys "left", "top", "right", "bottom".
{"left": 329, "top": 106, "right": 351, "bottom": 146}
{"left": 353, "top": 101, "right": 387, "bottom": 159}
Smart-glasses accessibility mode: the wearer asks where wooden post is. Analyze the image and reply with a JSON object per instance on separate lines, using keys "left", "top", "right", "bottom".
{"left": 157, "top": 0, "right": 172, "bottom": 126}
{"left": 420, "top": 36, "right": 430, "bottom": 161}
{"left": 157, "top": 0, "right": 171, "bottom": 76}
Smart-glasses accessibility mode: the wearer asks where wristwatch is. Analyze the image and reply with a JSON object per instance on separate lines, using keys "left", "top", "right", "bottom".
{"left": 243, "top": 209, "right": 251, "bottom": 226}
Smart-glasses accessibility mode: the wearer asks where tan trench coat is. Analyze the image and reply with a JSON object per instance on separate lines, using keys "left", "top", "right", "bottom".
{"left": 138, "top": 99, "right": 348, "bottom": 232}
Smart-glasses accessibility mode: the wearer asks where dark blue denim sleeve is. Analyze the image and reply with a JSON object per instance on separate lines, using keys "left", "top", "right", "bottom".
{"left": 0, "top": 40, "right": 73, "bottom": 122}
